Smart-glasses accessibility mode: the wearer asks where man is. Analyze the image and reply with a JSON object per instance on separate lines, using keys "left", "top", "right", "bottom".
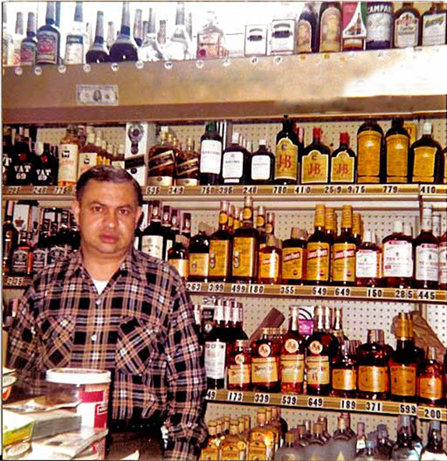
{"left": 8, "top": 165, "right": 207, "bottom": 460}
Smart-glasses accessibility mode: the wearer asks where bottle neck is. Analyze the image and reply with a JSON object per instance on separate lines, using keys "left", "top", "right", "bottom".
{"left": 94, "top": 12, "right": 105, "bottom": 45}
{"left": 120, "top": 3, "right": 131, "bottom": 36}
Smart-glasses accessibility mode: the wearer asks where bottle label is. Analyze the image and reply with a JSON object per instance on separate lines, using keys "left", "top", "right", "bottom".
{"left": 205, "top": 341, "right": 226, "bottom": 380}
{"left": 221, "top": 445, "right": 243, "bottom": 461}
{"left": 148, "top": 149, "right": 175, "bottom": 180}
{"left": 386, "top": 134, "right": 409, "bottom": 182}
{"left": 20, "top": 42, "right": 37, "bottom": 65}
{"left": 383, "top": 240, "right": 413, "bottom": 278}
{"left": 439, "top": 242, "right": 447, "bottom": 285}
{"left": 332, "top": 243, "right": 356, "bottom": 282}
{"left": 58, "top": 143, "right": 79, "bottom": 183}
{"left": 200, "top": 445, "right": 219, "bottom": 461}
{"left": 222, "top": 150, "right": 244, "bottom": 182}
{"left": 248, "top": 441, "right": 269, "bottom": 460}
{"left": 189, "top": 253, "right": 209, "bottom": 278}
{"left": 232, "top": 237, "right": 256, "bottom": 278}
{"left": 358, "top": 365, "right": 387, "bottom": 393}
{"left": 270, "top": 19, "right": 295, "bottom": 53}
{"left": 200, "top": 140, "right": 222, "bottom": 175}
{"left": 141, "top": 235, "right": 164, "bottom": 259}
{"left": 78, "top": 152, "right": 98, "bottom": 177}
{"left": 282, "top": 247, "right": 305, "bottom": 280}
{"left": 306, "top": 356, "right": 330, "bottom": 385}
{"left": 280, "top": 354, "right": 304, "bottom": 384}
{"left": 390, "top": 364, "right": 416, "bottom": 396}
{"left": 48, "top": 246, "right": 66, "bottom": 265}
{"left": 366, "top": 6, "right": 392, "bottom": 43}
{"left": 320, "top": 6, "right": 342, "bottom": 52}
{"left": 422, "top": 13, "right": 447, "bottom": 46}
{"left": 251, "top": 357, "right": 278, "bottom": 384}
{"left": 332, "top": 368, "right": 357, "bottom": 391}
{"left": 330, "top": 151, "right": 355, "bottom": 183}
{"left": 11, "top": 249, "right": 30, "bottom": 274}
{"left": 32, "top": 248, "right": 48, "bottom": 272}
{"left": 36, "top": 30, "right": 59, "bottom": 64}
{"left": 64, "top": 36, "right": 85, "bottom": 64}
{"left": 297, "top": 19, "right": 312, "bottom": 53}
{"left": 251, "top": 155, "right": 271, "bottom": 181}
{"left": 357, "top": 130, "right": 381, "bottom": 182}
{"left": 301, "top": 150, "right": 329, "bottom": 184}
{"left": 416, "top": 244, "right": 439, "bottom": 282}
{"left": 209, "top": 240, "right": 230, "bottom": 278}
{"left": 275, "top": 138, "right": 298, "bottom": 182}
{"left": 306, "top": 242, "right": 330, "bottom": 282}
{"left": 356, "top": 249, "right": 382, "bottom": 279}
{"left": 259, "top": 251, "right": 280, "bottom": 280}
{"left": 412, "top": 146, "right": 436, "bottom": 182}
{"left": 168, "top": 258, "right": 189, "bottom": 279}
{"left": 342, "top": 2, "right": 366, "bottom": 49}
{"left": 245, "top": 24, "right": 268, "bottom": 56}
{"left": 176, "top": 158, "right": 199, "bottom": 181}
{"left": 394, "top": 12, "right": 419, "bottom": 48}
{"left": 228, "top": 363, "right": 251, "bottom": 386}
{"left": 419, "top": 376, "right": 443, "bottom": 400}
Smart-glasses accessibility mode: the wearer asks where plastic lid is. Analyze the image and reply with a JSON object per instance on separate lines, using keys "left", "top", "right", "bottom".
{"left": 232, "top": 132, "right": 239, "bottom": 144}
{"left": 46, "top": 368, "right": 111, "bottom": 385}
{"left": 393, "top": 221, "right": 403, "bottom": 234}
{"left": 259, "top": 139, "right": 266, "bottom": 146}
{"left": 363, "top": 230, "right": 372, "bottom": 243}
{"left": 422, "top": 122, "right": 433, "bottom": 135}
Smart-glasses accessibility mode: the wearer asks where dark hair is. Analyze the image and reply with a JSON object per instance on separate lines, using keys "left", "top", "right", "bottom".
{"left": 76, "top": 165, "right": 143, "bottom": 206}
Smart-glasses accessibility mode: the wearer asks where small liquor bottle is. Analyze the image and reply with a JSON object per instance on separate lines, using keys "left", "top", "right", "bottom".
{"left": 256, "top": 205, "right": 266, "bottom": 247}
{"left": 58, "top": 125, "right": 80, "bottom": 187}
{"left": 330, "top": 133, "right": 356, "bottom": 184}
{"left": 325, "top": 207, "right": 336, "bottom": 246}
{"left": 281, "top": 227, "right": 307, "bottom": 285}
{"left": 2, "top": 201, "right": 18, "bottom": 275}
{"left": 32, "top": 219, "right": 50, "bottom": 274}
{"left": 301, "top": 128, "right": 331, "bottom": 185}
{"left": 296, "top": 3, "right": 318, "bottom": 53}
{"left": 280, "top": 306, "right": 305, "bottom": 394}
{"left": 147, "top": 127, "right": 176, "bottom": 186}
{"left": 417, "top": 347, "right": 444, "bottom": 406}
{"left": 331, "top": 340, "right": 357, "bottom": 398}
{"left": 86, "top": 10, "right": 109, "bottom": 63}
{"left": 164, "top": 2, "right": 193, "bottom": 60}
{"left": 318, "top": 2, "right": 342, "bottom": 52}
{"left": 258, "top": 235, "right": 281, "bottom": 284}
{"left": 332, "top": 306, "right": 348, "bottom": 344}
{"left": 199, "top": 122, "right": 223, "bottom": 185}
{"left": 220, "top": 419, "right": 248, "bottom": 460}
{"left": 365, "top": 2, "right": 393, "bottom": 49}
{"left": 188, "top": 223, "right": 210, "bottom": 282}
{"left": 64, "top": 2, "right": 85, "bottom": 65}
{"left": 31, "top": 142, "right": 58, "bottom": 185}
{"left": 78, "top": 132, "right": 98, "bottom": 177}
{"left": 221, "top": 132, "right": 250, "bottom": 185}
{"left": 432, "top": 213, "right": 442, "bottom": 242}
{"left": 109, "top": 2, "right": 139, "bottom": 62}
{"left": 227, "top": 339, "right": 251, "bottom": 391}
{"left": 356, "top": 230, "right": 382, "bottom": 287}
{"left": 251, "top": 328, "right": 280, "bottom": 393}
{"left": 20, "top": 12, "right": 37, "bottom": 66}
{"left": 439, "top": 229, "right": 447, "bottom": 290}
{"left": 385, "top": 118, "right": 410, "bottom": 184}
{"left": 421, "top": 2, "right": 447, "bottom": 46}
{"left": 36, "top": 1, "right": 61, "bottom": 65}
{"left": 393, "top": 2, "right": 420, "bottom": 48}
{"left": 357, "top": 119, "right": 384, "bottom": 184}
{"left": 274, "top": 115, "right": 299, "bottom": 185}
{"left": 250, "top": 140, "right": 275, "bottom": 185}
{"left": 176, "top": 137, "right": 199, "bottom": 186}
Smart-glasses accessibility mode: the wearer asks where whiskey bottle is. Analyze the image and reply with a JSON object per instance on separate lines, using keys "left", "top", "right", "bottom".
{"left": 318, "top": 2, "right": 342, "bottom": 52}
{"left": 176, "top": 137, "right": 199, "bottom": 186}
{"left": 181, "top": 212, "right": 192, "bottom": 242}
{"left": 11, "top": 230, "right": 33, "bottom": 275}
{"left": 385, "top": 117, "right": 410, "bottom": 183}
{"left": 227, "top": 339, "right": 251, "bottom": 391}
{"left": 64, "top": 2, "right": 85, "bottom": 65}
{"left": 417, "top": 346, "right": 444, "bottom": 406}
{"left": 365, "top": 2, "right": 393, "bottom": 49}
{"left": 86, "top": 10, "right": 109, "bottom": 63}
{"left": 220, "top": 419, "right": 248, "bottom": 460}
{"left": 432, "top": 212, "right": 442, "bottom": 242}
{"left": 357, "top": 119, "right": 384, "bottom": 184}
{"left": 132, "top": 8, "right": 143, "bottom": 47}
{"left": 420, "top": 421, "right": 447, "bottom": 460}
{"left": 331, "top": 340, "right": 357, "bottom": 398}
{"left": 141, "top": 201, "right": 164, "bottom": 259}
{"left": 188, "top": 223, "right": 210, "bottom": 282}
{"left": 2, "top": 201, "right": 18, "bottom": 275}
{"left": 393, "top": 2, "right": 420, "bottom": 48}
{"left": 147, "top": 127, "right": 176, "bottom": 186}
{"left": 208, "top": 201, "right": 232, "bottom": 282}
{"left": 199, "top": 422, "right": 220, "bottom": 460}
{"left": 249, "top": 410, "right": 276, "bottom": 460}
{"left": 32, "top": 218, "right": 50, "bottom": 273}
{"left": 78, "top": 132, "right": 98, "bottom": 177}
{"left": 301, "top": 128, "right": 331, "bottom": 185}
{"left": 332, "top": 306, "right": 348, "bottom": 344}
{"left": 306, "top": 423, "right": 326, "bottom": 460}
{"left": 391, "top": 416, "right": 420, "bottom": 460}
{"left": 161, "top": 205, "right": 175, "bottom": 260}
{"left": 409, "top": 122, "right": 443, "bottom": 184}
{"left": 233, "top": 301, "right": 248, "bottom": 340}
{"left": 414, "top": 204, "right": 439, "bottom": 289}
{"left": 258, "top": 235, "right": 281, "bottom": 284}
{"left": 58, "top": 125, "right": 79, "bottom": 187}
{"left": 109, "top": 2, "right": 139, "bottom": 62}
{"left": 221, "top": 132, "right": 250, "bottom": 185}
{"left": 330, "top": 132, "right": 356, "bottom": 184}
{"left": 305, "top": 306, "right": 338, "bottom": 396}
{"left": 421, "top": 2, "right": 447, "bottom": 46}
{"left": 20, "top": 12, "right": 37, "bottom": 66}
{"left": 164, "top": 2, "right": 193, "bottom": 60}
{"left": 382, "top": 220, "right": 413, "bottom": 288}
{"left": 11, "top": 12, "right": 24, "bottom": 67}
{"left": 36, "top": 1, "right": 61, "bottom": 65}
{"left": 251, "top": 328, "right": 280, "bottom": 392}
{"left": 280, "top": 306, "right": 305, "bottom": 393}
{"left": 199, "top": 122, "right": 223, "bottom": 185}
{"left": 167, "top": 234, "right": 189, "bottom": 280}
{"left": 356, "top": 230, "right": 382, "bottom": 287}
{"left": 196, "top": 10, "right": 228, "bottom": 59}
{"left": 281, "top": 227, "right": 307, "bottom": 285}
{"left": 31, "top": 142, "right": 58, "bottom": 185}
{"left": 439, "top": 229, "right": 447, "bottom": 290}
{"left": 250, "top": 140, "right": 275, "bottom": 185}
{"left": 232, "top": 196, "right": 259, "bottom": 283}
{"left": 296, "top": 3, "right": 318, "bottom": 53}
{"left": 274, "top": 115, "right": 299, "bottom": 185}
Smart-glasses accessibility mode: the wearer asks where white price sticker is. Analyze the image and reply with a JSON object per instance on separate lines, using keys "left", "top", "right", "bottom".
{"left": 254, "top": 393, "right": 271, "bottom": 404}
{"left": 307, "top": 397, "right": 324, "bottom": 408}
{"left": 76, "top": 84, "right": 119, "bottom": 106}
{"left": 227, "top": 391, "right": 243, "bottom": 402}
{"left": 206, "top": 389, "right": 217, "bottom": 400}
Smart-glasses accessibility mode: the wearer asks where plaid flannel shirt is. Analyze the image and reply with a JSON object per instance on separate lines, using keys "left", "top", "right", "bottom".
{"left": 8, "top": 248, "right": 207, "bottom": 460}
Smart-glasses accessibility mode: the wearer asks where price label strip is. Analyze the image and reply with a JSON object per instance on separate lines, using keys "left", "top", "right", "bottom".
{"left": 76, "top": 84, "right": 119, "bottom": 106}
{"left": 419, "top": 406, "right": 447, "bottom": 421}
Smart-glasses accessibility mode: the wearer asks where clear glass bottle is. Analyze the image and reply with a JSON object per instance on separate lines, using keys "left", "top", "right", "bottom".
{"left": 197, "top": 10, "right": 228, "bottom": 59}
{"left": 421, "top": 420, "right": 447, "bottom": 460}
{"left": 391, "top": 415, "right": 420, "bottom": 461}
{"left": 140, "top": 8, "right": 164, "bottom": 61}
{"left": 64, "top": 2, "right": 85, "bottom": 65}
{"left": 109, "top": 2, "right": 139, "bottom": 62}
{"left": 164, "top": 2, "right": 193, "bottom": 60}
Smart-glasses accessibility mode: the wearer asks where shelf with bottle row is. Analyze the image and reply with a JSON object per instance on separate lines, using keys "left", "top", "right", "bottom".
{"left": 205, "top": 389, "right": 447, "bottom": 421}
{"left": 3, "top": 46, "right": 447, "bottom": 125}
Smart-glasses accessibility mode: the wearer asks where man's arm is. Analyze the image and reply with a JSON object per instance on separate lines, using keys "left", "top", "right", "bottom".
{"left": 164, "top": 276, "right": 207, "bottom": 460}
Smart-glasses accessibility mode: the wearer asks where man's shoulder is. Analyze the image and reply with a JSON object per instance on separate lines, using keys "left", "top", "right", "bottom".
{"left": 132, "top": 250, "right": 184, "bottom": 285}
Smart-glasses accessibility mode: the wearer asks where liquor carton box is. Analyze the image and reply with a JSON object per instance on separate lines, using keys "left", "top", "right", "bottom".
{"left": 12, "top": 201, "right": 39, "bottom": 233}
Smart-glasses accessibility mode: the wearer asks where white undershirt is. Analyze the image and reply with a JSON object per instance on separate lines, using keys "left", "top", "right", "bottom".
{"left": 93, "top": 279, "right": 108, "bottom": 294}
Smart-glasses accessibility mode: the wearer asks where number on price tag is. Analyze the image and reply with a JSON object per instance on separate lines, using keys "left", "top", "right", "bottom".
{"left": 367, "top": 288, "right": 383, "bottom": 298}
{"left": 227, "top": 391, "right": 243, "bottom": 402}
{"left": 7, "top": 186, "right": 20, "bottom": 195}
{"left": 254, "top": 393, "right": 271, "bottom": 404}
{"left": 420, "top": 185, "right": 437, "bottom": 194}
{"left": 340, "top": 399, "right": 357, "bottom": 410}
{"left": 231, "top": 284, "right": 248, "bottom": 294}
{"left": 273, "top": 186, "right": 288, "bottom": 194}
{"left": 218, "top": 186, "right": 233, "bottom": 195}
{"left": 395, "top": 289, "right": 413, "bottom": 299}
{"left": 307, "top": 397, "right": 324, "bottom": 408}
{"left": 382, "top": 185, "right": 399, "bottom": 194}
{"left": 294, "top": 186, "right": 311, "bottom": 194}
{"left": 168, "top": 186, "right": 185, "bottom": 195}
{"left": 201, "top": 186, "right": 215, "bottom": 195}
{"left": 423, "top": 408, "right": 442, "bottom": 420}
{"left": 206, "top": 390, "right": 217, "bottom": 400}
{"left": 186, "top": 282, "right": 202, "bottom": 292}
{"left": 365, "top": 401, "right": 383, "bottom": 412}
{"left": 243, "top": 186, "right": 258, "bottom": 195}
{"left": 334, "top": 287, "right": 351, "bottom": 297}
{"left": 208, "top": 283, "right": 224, "bottom": 293}
{"left": 54, "top": 186, "right": 68, "bottom": 195}
{"left": 346, "top": 185, "right": 366, "bottom": 194}
{"left": 417, "top": 290, "right": 435, "bottom": 301}
{"left": 324, "top": 185, "right": 342, "bottom": 194}
{"left": 281, "top": 395, "right": 298, "bottom": 406}
{"left": 312, "top": 286, "right": 328, "bottom": 296}
{"left": 248, "top": 284, "right": 265, "bottom": 294}
{"left": 146, "top": 186, "right": 160, "bottom": 195}
{"left": 399, "top": 404, "right": 417, "bottom": 415}
{"left": 280, "top": 285, "right": 296, "bottom": 295}
{"left": 32, "top": 186, "right": 48, "bottom": 195}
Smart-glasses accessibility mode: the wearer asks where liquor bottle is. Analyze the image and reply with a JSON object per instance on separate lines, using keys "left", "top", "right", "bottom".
{"left": 357, "top": 119, "right": 384, "bottom": 184}
{"left": 2, "top": 201, "right": 18, "bottom": 275}
{"left": 420, "top": 421, "right": 447, "bottom": 460}
{"left": 86, "top": 11, "right": 109, "bottom": 63}
{"left": 305, "top": 306, "right": 338, "bottom": 396}
{"left": 376, "top": 425, "right": 393, "bottom": 460}
{"left": 280, "top": 306, "right": 305, "bottom": 394}
{"left": 208, "top": 201, "right": 232, "bottom": 282}
{"left": 318, "top": 2, "right": 342, "bottom": 52}
{"left": 141, "top": 201, "right": 164, "bottom": 259}
{"left": 176, "top": 137, "right": 199, "bottom": 186}
{"left": 355, "top": 422, "right": 367, "bottom": 455}
{"left": 20, "top": 12, "right": 37, "bottom": 66}
{"left": 160, "top": 205, "right": 174, "bottom": 260}
{"left": 357, "top": 329, "right": 389, "bottom": 399}
{"left": 8, "top": 127, "right": 34, "bottom": 186}
{"left": 352, "top": 213, "right": 362, "bottom": 245}
{"left": 3, "top": 5, "right": 14, "bottom": 66}
{"left": 249, "top": 409, "right": 276, "bottom": 460}
{"left": 78, "top": 132, "right": 98, "bottom": 177}
{"left": 421, "top": 2, "right": 447, "bottom": 46}
{"left": 330, "top": 416, "right": 357, "bottom": 461}
{"left": 306, "top": 423, "right": 326, "bottom": 460}
{"left": 265, "top": 212, "right": 275, "bottom": 240}
{"left": 409, "top": 122, "right": 443, "bottom": 184}
{"left": 244, "top": 23, "right": 268, "bottom": 57}
{"left": 189, "top": 223, "right": 210, "bottom": 282}
{"left": 11, "top": 12, "right": 25, "bottom": 67}
{"left": 199, "top": 122, "right": 223, "bottom": 185}
{"left": 281, "top": 227, "right": 307, "bottom": 285}
{"left": 256, "top": 206, "right": 266, "bottom": 248}
{"left": 356, "top": 230, "right": 382, "bottom": 287}
{"left": 325, "top": 207, "right": 336, "bottom": 246}
{"left": 147, "top": 127, "right": 176, "bottom": 186}
{"left": 330, "top": 132, "right": 356, "bottom": 184}
{"left": 58, "top": 125, "right": 80, "bottom": 187}
{"left": 332, "top": 306, "right": 348, "bottom": 344}
{"left": 391, "top": 416, "right": 420, "bottom": 460}
{"left": 382, "top": 220, "right": 413, "bottom": 288}
{"left": 132, "top": 8, "right": 143, "bottom": 47}
{"left": 167, "top": 235, "right": 190, "bottom": 279}
{"left": 342, "top": 2, "right": 367, "bottom": 51}
{"left": 393, "top": 2, "right": 421, "bottom": 48}
{"left": 164, "top": 2, "right": 193, "bottom": 60}
{"left": 233, "top": 301, "right": 248, "bottom": 340}
{"left": 250, "top": 140, "right": 275, "bottom": 184}
{"left": 31, "top": 219, "right": 50, "bottom": 273}
{"left": 11, "top": 230, "right": 33, "bottom": 275}
{"left": 31, "top": 142, "right": 58, "bottom": 185}
{"left": 432, "top": 213, "right": 442, "bottom": 242}
{"left": 389, "top": 313, "right": 418, "bottom": 402}
{"left": 296, "top": 3, "right": 318, "bottom": 53}
{"left": 439, "top": 229, "right": 447, "bottom": 290}
{"left": 36, "top": 1, "right": 61, "bottom": 65}
{"left": 301, "top": 128, "right": 331, "bottom": 185}
{"left": 251, "top": 328, "right": 280, "bottom": 392}
{"left": 140, "top": 8, "right": 164, "bottom": 61}
{"left": 414, "top": 204, "right": 439, "bottom": 289}
{"left": 181, "top": 212, "right": 192, "bottom": 243}
{"left": 357, "top": 440, "right": 378, "bottom": 460}
{"left": 220, "top": 419, "right": 248, "bottom": 460}
{"left": 366, "top": 2, "right": 393, "bottom": 49}
{"left": 332, "top": 205, "right": 357, "bottom": 286}
{"left": 199, "top": 422, "right": 220, "bottom": 460}
{"left": 64, "top": 2, "right": 85, "bottom": 65}
{"left": 306, "top": 204, "right": 331, "bottom": 285}
{"left": 197, "top": 10, "right": 228, "bottom": 58}
{"left": 227, "top": 339, "right": 251, "bottom": 391}
{"left": 385, "top": 117, "right": 410, "bottom": 183}
{"left": 106, "top": 21, "right": 115, "bottom": 51}
{"left": 221, "top": 132, "right": 250, "bottom": 185}
{"left": 109, "top": 2, "right": 139, "bottom": 62}
{"left": 274, "top": 432, "right": 299, "bottom": 460}
{"left": 274, "top": 115, "right": 299, "bottom": 185}
{"left": 258, "top": 235, "right": 281, "bottom": 284}
{"left": 417, "top": 346, "right": 444, "bottom": 406}
{"left": 232, "top": 196, "right": 259, "bottom": 283}
{"left": 331, "top": 340, "right": 357, "bottom": 398}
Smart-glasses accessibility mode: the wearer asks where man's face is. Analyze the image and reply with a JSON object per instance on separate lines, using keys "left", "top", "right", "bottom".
{"left": 72, "top": 180, "right": 142, "bottom": 260}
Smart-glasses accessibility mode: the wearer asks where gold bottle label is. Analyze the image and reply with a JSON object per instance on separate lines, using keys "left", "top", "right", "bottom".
{"left": 256, "top": 215, "right": 265, "bottom": 228}
{"left": 275, "top": 138, "right": 298, "bottom": 181}
{"left": 413, "top": 146, "right": 436, "bottom": 182}
{"left": 280, "top": 354, "right": 305, "bottom": 384}
{"left": 419, "top": 376, "right": 443, "bottom": 400}
{"left": 228, "top": 364, "right": 251, "bottom": 385}
{"left": 259, "top": 251, "right": 280, "bottom": 279}
{"left": 248, "top": 441, "right": 268, "bottom": 461}
{"left": 208, "top": 240, "right": 230, "bottom": 278}
{"left": 390, "top": 364, "right": 416, "bottom": 396}
{"left": 306, "top": 356, "right": 330, "bottom": 385}
{"left": 189, "top": 253, "right": 209, "bottom": 277}
{"left": 282, "top": 247, "right": 305, "bottom": 280}
{"left": 221, "top": 445, "right": 242, "bottom": 461}
{"left": 169, "top": 259, "right": 189, "bottom": 278}
{"left": 332, "top": 368, "right": 357, "bottom": 391}
{"left": 331, "top": 151, "right": 355, "bottom": 183}
{"left": 332, "top": 243, "right": 356, "bottom": 282}
{"left": 200, "top": 445, "right": 219, "bottom": 461}
{"left": 386, "top": 134, "right": 409, "bottom": 182}
{"left": 251, "top": 357, "right": 278, "bottom": 383}
{"left": 357, "top": 130, "right": 381, "bottom": 182}
{"left": 232, "top": 237, "right": 256, "bottom": 278}
{"left": 358, "top": 365, "right": 387, "bottom": 393}
{"left": 297, "top": 20, "right": 312, "bottom": 53}
{"left": 306, "top": 242, "right": 330, "bottom": 281}
{"left": 302, "top": 150, "right": 329, "bottom": 184}
{"left": 320, "top": 6, "right": 342, "bottom": 52}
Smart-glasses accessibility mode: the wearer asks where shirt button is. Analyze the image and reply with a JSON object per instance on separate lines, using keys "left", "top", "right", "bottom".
{"left": 95, "top": 299, "right": 101, "bottom": 306}
{"left": 91, "top": 334, "right": 97, "bottom": 342}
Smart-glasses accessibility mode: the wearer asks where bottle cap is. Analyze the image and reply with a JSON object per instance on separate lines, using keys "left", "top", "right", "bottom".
{"left": 313, "top": 127, "right": 321, "bottom": 138}
{"left": 259, "top": 139, "right": 266, "bottom": 146}
{"left": 340, "top": 132, "right": 349, "bottom": 144}
{"left": 363, "top": 230, "right": 372, "bottom": 243}
{"left": 232, "top": 132, "right": 239, "bottom": 144}
{"left": 392, "top": 221, "right": 403, "bottom": 234}
{"left": 422, "top": 122, "right": 433, "bottom": 135}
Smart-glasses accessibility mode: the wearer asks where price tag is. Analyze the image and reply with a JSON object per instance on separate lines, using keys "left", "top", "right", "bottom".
{"left": 230, "top": 284, "right": 248, "bottom": 294}
{"left": 334, "top": 287, "right": 351, "bottom": 297}
{"left": 420, "top": 185, "right": 437, "bottom": 194}
{"left": 273, "top": 185, "right": 288, "bottom": 194}
{"left": 307, "top": 397, "right": 324, "bottom": 408}
{"left": 324, "top": 185, "right": 343, "bottom": 194}
{"left": 76, "top": 84, "right": 119, "bottom": 106}
{"left": 168, "top": 186, "right": 185, "bottom": 195}
{"left": 248, "top": 284, "right": 265, "bottom": 294}
{"left": 346, "top": 185, "right": 366, "bottom": 194}
{"left": 294, "top": 186, "right": 311, "bottom": 194}
{"left": 340, "top": 399, "right": 357, "bottom": 410}
{"left": 54, "top": 186, "right": 68, "bottom": 195}
{"left": 217, "top": 186, "right": 234, "bottom": 195}
{"left": 423, "top": 408, "right": 442, "bottom": 420}
{"left": 208, "top": 283, "right": 224, "bottom": 293}
{"left": 201, "top": 186, "right": 215, "bottom": 195}
{"left": 254, "top": 393, "right": 271, "bottom": 404}
{"left": 281, "top": 394, "right": 298, "bottom": 406}
{"left": 417, "top": 290, "right": 436, "bottom": 301}
{"left": 186, "top": 282, "right": 202, "bottom": 292}
{"left": 312, "top": 286, "right": 328, "bottom": 296}
{"left": 7, "top": 186, "right": 21, "bottom": 195}
{"left": 206, "top": 389, "right": 217, "bottom": 400}
{"left": 382, "top": 185, "right": 399, "bottom": 194}
{"left": 365, "top": 401, "right": 383, "bottom": 413}
{"left": 146, "top": 186, "right": 160, "bottom": 195}
{"left": 32, "top": 186, "right": 48, "bottom": 195}
{"left": 399, "top": 404, "right": 417, "bottom": 415}
{"left": 394, "top": 289, "right": 413, "bottom": 300}
{"left": 367, "top": 288, "right": 383, "bottom": 298}
{"left": 243, "top": 186, "right": 258, "bottom": 195}
{"left": 6, "top": 276, "right": 25, "bottom": 287}
{"left": 280, "top": 285, "right": 296, "bottom": 295}
{"left": 227, "top": 391, "right": 243, "bottom": 402}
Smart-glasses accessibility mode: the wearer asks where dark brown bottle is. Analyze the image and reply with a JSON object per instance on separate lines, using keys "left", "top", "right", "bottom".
{"left": 417, "top": 346, "right": 444, "bottom": 406}
{"left": 258, "top": 235, "right": 281, "bottom": 284}
{"left": 301, "top": 128, "right": 331, "bottom": 185}
{"left": 147, "top": 127, "right": 176, "bottom": 186}
{"left": 2, "top": 201, "right": 18, "bottom": 275}
{"left": 167, "top": 234, "right": 189, "bottom": 280}
{"left": 274, "top": 115, "right": 299, "bottom": 185}
{"left": 86, "top": 10, "right": 109, "bottom": 63}
{"left": 393, "top": 2, "right": 420, "bottom": 48}
{"left": 11, "top": 230, "right": 33, "bottom": 275}
{"left": 188, "top": 223, "right": 210, "bottom": 282}
{"left": 357, "top": 119, "right": 385, "bottom": 184}
{"left": 221, "top": 132, "right": 250, "bottom": 185}
{"left": 250, "top": 140, "right": 275, "bottom": 184}
{"left": 385, "top": 117, "right": 410, "bottom": 184}
{"left": 199, "top": 121, "right": 223, "bottom": 186}
{"left": 331, "top": 340, "right": 357, "bottom": 398}
{"left": 141, "top": 200, "right": 164, "bottom": 260}
{"left": 176, "top": 137, "right": 199, "bottom": 186}
{"left": 251, "top": 327, "right": 280, "bottom": 392}
{"left": 109, "top": 2, "right": 139, "bottom": 62}
{"left": 330, "top": 132, "right": 356, "bottom": 184}
{"left": 281, "top": 227, "right": 307, "bottom": 285}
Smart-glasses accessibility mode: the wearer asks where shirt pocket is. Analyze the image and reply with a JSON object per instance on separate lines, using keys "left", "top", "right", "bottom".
{"left": 39, "top": 314, "right": 75, "bottom": 369}
{"left": 115, "top": 316, "right": 159, "bottom": 376}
